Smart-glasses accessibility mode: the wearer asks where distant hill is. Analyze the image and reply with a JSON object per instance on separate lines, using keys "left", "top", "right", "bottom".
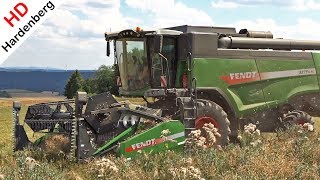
{"left": 0, "top": 91, "right": 11, "bottom": 98}
{"left": 0, "top": 67, "right": 94, "bottom": 72}
{"left": 0, "top": 69, "right": 95, "bottom": 94}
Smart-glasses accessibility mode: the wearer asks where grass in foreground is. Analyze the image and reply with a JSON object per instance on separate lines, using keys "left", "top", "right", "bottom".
{"left": 0, "top": 98, "right": 320, "bottom": 179}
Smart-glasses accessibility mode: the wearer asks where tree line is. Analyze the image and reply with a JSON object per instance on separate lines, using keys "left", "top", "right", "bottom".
{"left": 64, "top": 65, "right": 119, "bottom": 99}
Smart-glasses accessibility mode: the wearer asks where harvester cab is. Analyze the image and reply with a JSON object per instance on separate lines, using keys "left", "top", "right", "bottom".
{"left": 105, "top": 27, "right": 182, "bottom": 96}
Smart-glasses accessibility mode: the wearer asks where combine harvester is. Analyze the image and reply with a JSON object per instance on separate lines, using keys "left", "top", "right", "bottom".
{"left": 13, "top": 25, "right": 320, "bottom": 161}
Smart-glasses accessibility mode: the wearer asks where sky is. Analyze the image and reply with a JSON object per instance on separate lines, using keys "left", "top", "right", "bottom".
{"left": 1, "top": 0, "right": 320, "bottom": 70}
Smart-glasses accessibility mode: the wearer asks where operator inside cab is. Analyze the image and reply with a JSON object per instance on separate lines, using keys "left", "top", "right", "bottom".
{"left": 149, "top": 37, "right": 176, "bottom": 88}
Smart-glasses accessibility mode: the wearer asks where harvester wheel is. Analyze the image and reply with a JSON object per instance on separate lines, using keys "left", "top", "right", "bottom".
{"left": 282, "top": 110, "right": 314, "bottom": 127}
{"left": 195, "top": 99, "right": 231, "bottom": 146}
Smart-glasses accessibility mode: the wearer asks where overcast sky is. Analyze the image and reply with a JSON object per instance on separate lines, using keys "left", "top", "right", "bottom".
{"left": 1, "top": 0, "right": 320, "bottom": 70}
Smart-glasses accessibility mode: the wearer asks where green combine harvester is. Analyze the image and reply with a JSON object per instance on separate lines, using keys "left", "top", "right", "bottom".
{"left": 13, "top": 25, "right": 320, "bottom": 161}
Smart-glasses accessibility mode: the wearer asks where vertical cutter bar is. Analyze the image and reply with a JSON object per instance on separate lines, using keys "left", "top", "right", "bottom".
{"left": 12, "top": 101, "right": 20, "bottom": 152}
{"left": 77, "top": 119, "right": 96, "bottom": 161}
{"left": 69, "top": 92, "right": 87, "bottom": 161}
{"left": 12, "top": 101, "right": 30, "bottom": 152}
{"left": 70, "top": 118, "right": 78, "bottom": 161}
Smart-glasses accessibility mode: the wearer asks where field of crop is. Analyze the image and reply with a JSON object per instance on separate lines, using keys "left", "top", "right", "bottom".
{"left": 1, "top": 97, "right": 320, "bottom": 179}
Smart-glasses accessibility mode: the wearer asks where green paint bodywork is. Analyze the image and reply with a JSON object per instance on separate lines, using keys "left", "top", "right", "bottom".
{"left": 93, "top": 126, "right": 136, "bottom": 156}
{"left": 116, "top": 120, "right": 185, "bottom": 159}
{"left": 256, "top": 59, "right": 319, "bottom": 110}
{"left": 193, "top": 58, "right": 265, "bottom": 117}
{"left": 312, "top": 53, "right": 320, "bottom": 85}
{"left": 192, "top": 53, "right": 320, "bottom": 117}
{"left": 92, "top": 120, "right": 185, "bottom": 158}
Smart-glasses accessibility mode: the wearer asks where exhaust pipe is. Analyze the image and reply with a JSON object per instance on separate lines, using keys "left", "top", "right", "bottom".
{"left": 239, "top": 29, "right": 273, "bottom": 39}
{"left": 219, "top": 36, "right": 320, "bottom": 50}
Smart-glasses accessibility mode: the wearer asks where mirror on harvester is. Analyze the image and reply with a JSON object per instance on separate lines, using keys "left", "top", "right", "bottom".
{"left": 154, "top": 35, "right": 163, "bottom": 53}
{"left": 106, "top": 41, "right": 110, "bottom": 56}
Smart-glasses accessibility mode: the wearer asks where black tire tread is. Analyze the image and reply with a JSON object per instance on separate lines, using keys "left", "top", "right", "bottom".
{"left": 283, "top": 110, "right": 314, "bottom": 126}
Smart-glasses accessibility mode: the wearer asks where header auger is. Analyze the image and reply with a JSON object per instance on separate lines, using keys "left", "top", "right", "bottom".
{"left": 13, "top": 25, "right": 320, "bottom": 160}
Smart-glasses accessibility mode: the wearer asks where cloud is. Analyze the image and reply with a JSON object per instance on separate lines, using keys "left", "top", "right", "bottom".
{"left": 54, "top": 0, "right": 134, "bottom": 36}
{"left": 229, "top": 18, "right": 320, "bottom": 40}
{"left": 211, "top": 0, "right": 292, "bottom": 8}
{"left": 2, "top": 0, "right": 135, "bottom": 69}
{"left": 125, "top": 0, "right": 214, "bottom": 28}
{"left": 291, "top": 0, "right": 320, "bottom": 10}
{"left": 1, "top": 37, "right": 109, "bottom": 70}
{"left": 3, "top": 0, "right": 215, "bottom": 69}
{"left": 211, "top": 0, "right": 320, "bottom": 10}
{"left": 211, "top": 1, "right": 241, "bottom": 8}
{"left": 85, "top": 2, "right": 114, "bottom": 9}
{"left": 2, "top": 0, "right": 320, "bottom": 70}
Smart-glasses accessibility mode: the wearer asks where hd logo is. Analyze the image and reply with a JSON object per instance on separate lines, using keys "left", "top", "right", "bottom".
{"left": 4, "top": 3, "right": 29, "bottom": 27}
{"left": 0, "top": 0, "right": 62, "bottom": 64}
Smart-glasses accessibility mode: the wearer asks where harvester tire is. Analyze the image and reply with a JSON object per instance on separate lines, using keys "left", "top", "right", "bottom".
{"left": 196, "top": 99, "right": 231, "bottom": 146}
{"left": 282, "top": 110, "right": 314, "bottom": 128}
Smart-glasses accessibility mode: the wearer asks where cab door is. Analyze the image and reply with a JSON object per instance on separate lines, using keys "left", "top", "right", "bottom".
{"left": 149, "top": 37, "right": 177, "bottom": 88}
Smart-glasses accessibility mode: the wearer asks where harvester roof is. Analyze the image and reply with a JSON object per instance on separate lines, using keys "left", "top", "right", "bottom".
{"left": 105, "top": 27, "right": 183, "bottom": 41}
{"left": 165, "top": 25, "right": 237, "bottom": 34}
{"left": 105, "top": 25, "right": 320, "bottom": 51}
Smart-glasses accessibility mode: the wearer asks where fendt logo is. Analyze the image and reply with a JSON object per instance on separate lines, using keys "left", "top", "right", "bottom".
{"left": 130, "top": 139, "right": 156, "bottom": 151}
{"left": 220, "top": 71, "right": 260, "bottom": 85}
{"left": 230, "top": 72, "right": 258, "bottom": 80}
{"left": 220, "top": 68, "right": 317, "bottom": 85}
{"left": 125, "top": 132, "right": 185, "bottom": 153}
{"left": 125, "top": 138, "right": 159, "bottom": 153}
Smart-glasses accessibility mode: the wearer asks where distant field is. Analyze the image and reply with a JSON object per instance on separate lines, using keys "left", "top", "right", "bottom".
{"left": 0, "top": 97, "right": 65, "bottom": 107}
{"left": 1, "top": 97, "right": 320, "bottom": 179}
